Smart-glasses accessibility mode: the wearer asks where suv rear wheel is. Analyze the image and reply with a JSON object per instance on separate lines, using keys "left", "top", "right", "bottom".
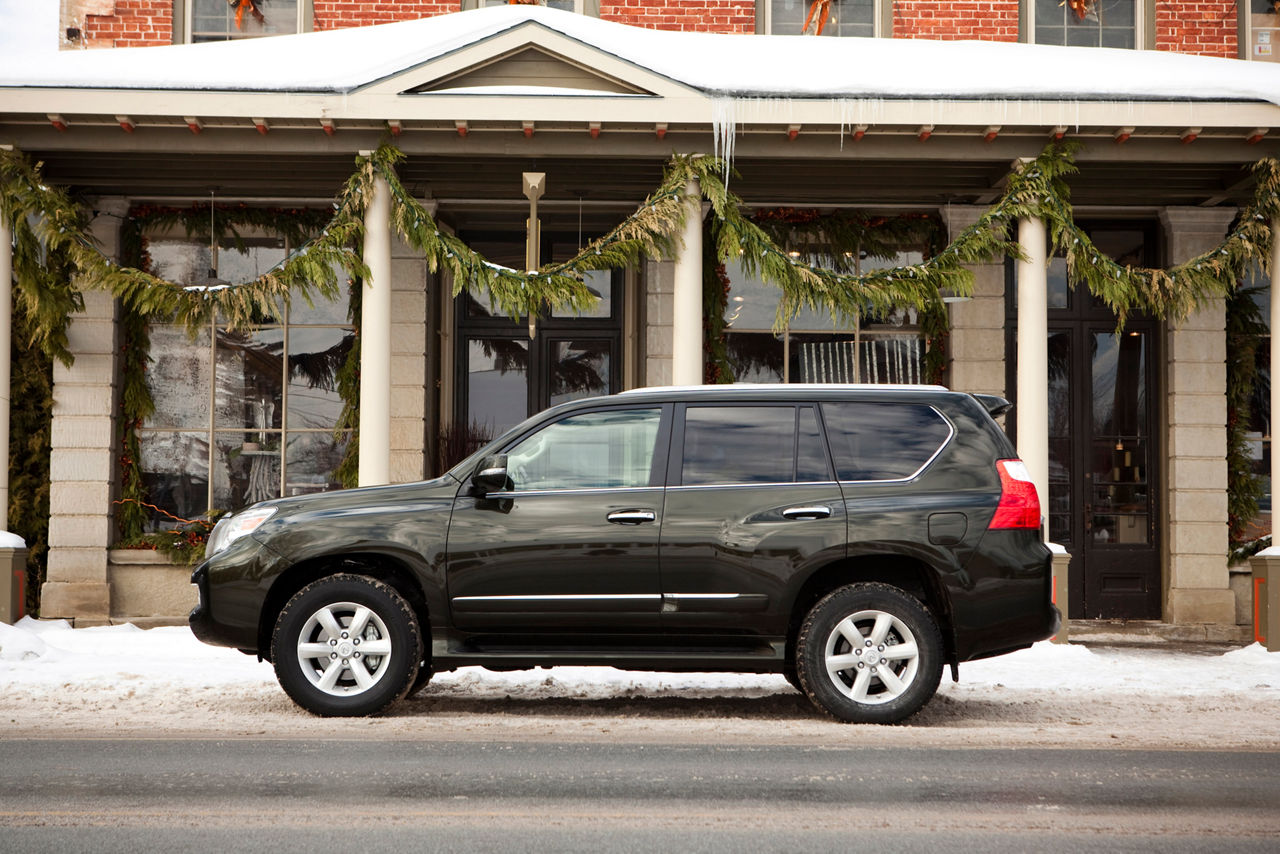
{"left": 271, "top": 574, "right": 422, "bottom": 717}
{"left": 795, "top": 582, "right": 943, "bottom": 724}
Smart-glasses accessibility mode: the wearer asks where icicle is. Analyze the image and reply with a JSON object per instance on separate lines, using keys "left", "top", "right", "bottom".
{"left": 711, "top": 96, "right": 737, "bottom": 188}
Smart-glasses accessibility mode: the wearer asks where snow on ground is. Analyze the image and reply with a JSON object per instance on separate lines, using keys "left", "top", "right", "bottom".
{"left": 2, "top": 617, "right": 1277, "bottom": 748}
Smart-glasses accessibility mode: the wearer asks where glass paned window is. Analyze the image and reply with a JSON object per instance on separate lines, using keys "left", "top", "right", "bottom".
{"left": 723, "top": 250, "right": 927, "bottom": 384}
{"left": 1032, "top": 0, "right": 1136, "bottom": 48}
{"left": 821, "top": 402, "right": 950, "bottom": 481}
{"left": 769, "top": 0, "right": 876, "bottom": 37}
{"left": 681, "top": 406, "right": 798, "bottom": 485}
{"left": 138, "top": 235, "right": 353, "bottom": 527}
{"left": 505, "top": 408, "right": 661, "bottom": 491}
{"left": 190, "top": 0, "right": 301, "bottom": 42}
{"left": 467, "top": 338, "right": 530, "bottom": 437}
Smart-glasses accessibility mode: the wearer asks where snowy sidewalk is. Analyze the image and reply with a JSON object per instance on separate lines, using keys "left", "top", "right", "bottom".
{"left": 2, "top": 616, "right": 1278, "bottom": 749}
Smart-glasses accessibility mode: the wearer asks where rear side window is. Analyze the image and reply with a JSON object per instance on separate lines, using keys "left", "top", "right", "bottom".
{"left": 821, "top": 402, "right": 951, "bottom": 481}
{"left": 680, "top": 405, "right": 832, "bottom": 486}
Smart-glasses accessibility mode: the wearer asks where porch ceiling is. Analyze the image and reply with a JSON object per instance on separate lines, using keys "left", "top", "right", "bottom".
{"left": 26, "top": 148, "right": 1262, "bottom": 237}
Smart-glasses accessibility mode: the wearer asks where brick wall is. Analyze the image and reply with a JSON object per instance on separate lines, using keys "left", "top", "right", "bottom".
{"left": 313, "top": 2, "right": 457, "bottom": 30}
{"left": 73, "top": 1, "right": 1250, "bottom": 60}
{"left": 82, "top": 1, "right": 172, "bottom": 48}
{"left": 893, "top": 1, "right": 1019, "bottom": 41}
{"left": 1154, "top": 0, "right": 1238, "bottom": 58}
{"left": 601, "top": 0, "right": 754, "bottom": 33}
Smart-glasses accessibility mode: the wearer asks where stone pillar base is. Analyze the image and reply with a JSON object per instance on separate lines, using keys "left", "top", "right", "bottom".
{"left": 1166, "top": 588, "right": 1236, "bottom": 626}
{"left": 39, "top": 581, "right": 110, "bottom": 623}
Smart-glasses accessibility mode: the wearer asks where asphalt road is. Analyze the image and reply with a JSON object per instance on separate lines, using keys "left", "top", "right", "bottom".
{"left": 0, "top": 739, "right": 1276, "bottom": 852}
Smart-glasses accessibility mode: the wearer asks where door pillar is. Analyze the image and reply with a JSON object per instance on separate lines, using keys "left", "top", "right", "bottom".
{"left": 671, "top": 175, "right": 703, "bottom": 386}
{"left": 1159, "top": 207, "right": 1237, "bottom": 625}
{"left": 940, "top": 205, "right": 1005, "bottom": 396}
{"left": 42, "top": 196, "right": 128, "bottom": 625}
{"left": 359, "top": 167, "right": 392, "bottom": 487}
{"left": 1015, "top": 214, "right": 1049, "bottom": 538}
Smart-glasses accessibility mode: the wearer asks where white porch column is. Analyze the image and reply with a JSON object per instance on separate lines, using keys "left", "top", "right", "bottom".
{"left": 1015, "top": 214, "right": 1049, "bottom": 536}
{"left": 0, "top": 185, "right": 11, "bottom": 529}
{"left": 359, "top": 169, "right": 392, "bottom": 487}
{"left": 671, "top": 175, "right": 703, "bottom": 386}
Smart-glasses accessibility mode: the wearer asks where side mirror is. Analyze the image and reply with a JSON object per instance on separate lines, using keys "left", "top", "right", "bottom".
{"left": 471, "top": 454, "right": 509, "bottom": 495}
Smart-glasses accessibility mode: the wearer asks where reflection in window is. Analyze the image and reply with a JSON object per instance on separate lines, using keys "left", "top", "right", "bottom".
{"left": 821, "top": 402, "right": 950, "bottom": 481}
{"left": 1031, "top": 0, "right": 1137, "bottom": 48}
{"left": 723, "top": 254, "right": 926, "bottom": 384}
{"left": 189, "top": 0, "right": 301, "bottom": 43}
{"left": 467, "top": 338, "right": 529, "bottom": 437}
{"left": 682, "top": 406, "right": 800, "bottom": 485}
{"left": 768, "top": 0, "right": 876, "bottom": 37}
{"left": 550, "top": 339, "right": 611, "bottom": 407}
{"left": 139, "top": 237, "right": 353, "bottom": 527}
{"left": 505, "top": 409, "right": 660, "bottom": 491}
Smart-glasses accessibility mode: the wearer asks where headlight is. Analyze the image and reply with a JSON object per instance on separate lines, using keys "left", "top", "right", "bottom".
{"left": 205, "top": 506, "right": 276, "bottom": 558}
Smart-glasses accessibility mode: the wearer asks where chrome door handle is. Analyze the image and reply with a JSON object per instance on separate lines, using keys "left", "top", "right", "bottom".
{"left": 607, "top": 509, "right": 656, "bottom": 525}
{"left": 782, "top": 505, "right": 832, "bottom": 521}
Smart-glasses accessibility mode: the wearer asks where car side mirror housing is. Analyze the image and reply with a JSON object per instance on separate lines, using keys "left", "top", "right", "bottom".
{"left": 471, "top": 454, "right": 509, "bottom": 495}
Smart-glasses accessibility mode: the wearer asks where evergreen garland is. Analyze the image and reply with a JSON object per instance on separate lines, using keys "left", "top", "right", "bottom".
{"left": 1225, "top": 284, "right": 1268, "bottom": 550}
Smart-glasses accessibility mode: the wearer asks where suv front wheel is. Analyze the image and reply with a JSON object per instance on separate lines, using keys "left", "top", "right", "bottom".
{"left": 795, "top": 582, "right": 943, "bottom": 724}
{"left": 271, "top": 574, "right": 422, "bottom": 717}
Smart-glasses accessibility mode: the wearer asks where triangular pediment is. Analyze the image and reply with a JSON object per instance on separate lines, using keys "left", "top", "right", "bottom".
{"left": 356, "top": 21, "right": 695, "bottom": 100}
{"left": 407, "top": 45, "right": 650, "bottom": 96}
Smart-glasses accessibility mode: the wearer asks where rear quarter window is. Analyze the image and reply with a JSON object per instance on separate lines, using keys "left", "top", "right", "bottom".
{"left": 821, "top": 402, "right": 951, "bottom": 481}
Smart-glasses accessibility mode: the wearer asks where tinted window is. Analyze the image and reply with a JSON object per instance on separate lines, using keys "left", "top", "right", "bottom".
{"left": 504, "top": 408, "right": 660, "bottom": 491}
{"left": 822, "top": 402, "right": 950, "bottom": 481}
{"left": 681, "top": 405, "right": 831, "bottom": 485}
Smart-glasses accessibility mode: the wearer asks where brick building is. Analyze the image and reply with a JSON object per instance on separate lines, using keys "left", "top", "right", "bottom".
{"left": 5, "top": 3, "right": 1280, "bottom": 638}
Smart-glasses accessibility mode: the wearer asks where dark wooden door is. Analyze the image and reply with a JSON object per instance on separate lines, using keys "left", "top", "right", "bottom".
{"left": 1014, "top": 222, "right": 1162, "bottom": 619}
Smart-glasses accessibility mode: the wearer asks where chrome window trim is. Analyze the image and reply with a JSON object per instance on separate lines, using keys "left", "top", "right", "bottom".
{"left": 668, "top": 481, "right": 841, "bottom": 491}
{"left": 484, "top": 486, "right": 662, "bottom": 498}
{"left": 664, "top": 593, "right": 742, "bottom": 600}
{"left": 452, "top": 594, "right": 661, "bottom": 603}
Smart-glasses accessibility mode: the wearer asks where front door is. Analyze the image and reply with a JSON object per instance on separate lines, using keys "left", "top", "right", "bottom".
{"left": 1013, "top": 223, "right": 1162, "bottom": 619}
{"left": 445, "top": 405, "right": 670, "bottom": 636}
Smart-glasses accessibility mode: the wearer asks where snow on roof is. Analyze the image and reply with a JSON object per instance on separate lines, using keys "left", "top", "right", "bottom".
{"left": 2, "top": 6, "right": 1278, "bottom": 107}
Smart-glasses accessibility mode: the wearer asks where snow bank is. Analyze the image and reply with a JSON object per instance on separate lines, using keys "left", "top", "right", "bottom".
{"left": 1, "top": 618, "right": 1276, "bottom": 702}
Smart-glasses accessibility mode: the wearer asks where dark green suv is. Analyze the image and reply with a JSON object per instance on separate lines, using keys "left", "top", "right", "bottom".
{"left": 191, "top": 384, "right": 1059, "bottom": 723}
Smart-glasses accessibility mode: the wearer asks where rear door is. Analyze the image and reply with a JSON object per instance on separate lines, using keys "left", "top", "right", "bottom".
{"left": 658, "top": 403, "right": 847, "bottom": 637}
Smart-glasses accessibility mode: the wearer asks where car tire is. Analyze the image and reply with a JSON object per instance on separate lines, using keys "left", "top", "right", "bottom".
{"left": 405, "top": 662, "right": 433, "bottom": 698}
{"left": 795, "top": 582, "right": 943, "bottom": 724}
{"left": 271, "top": 574, "right": 422, "bottom": 717}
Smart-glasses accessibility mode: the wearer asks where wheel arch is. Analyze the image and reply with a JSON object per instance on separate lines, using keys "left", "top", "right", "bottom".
{"left": 786, "top": 554, "right": 957, "bottom": 668}
{"left": 257, "top": 552, "right": 432, "bottom": 661}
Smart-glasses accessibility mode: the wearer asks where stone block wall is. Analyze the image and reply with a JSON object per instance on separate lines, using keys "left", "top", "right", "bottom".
{"left": 1160, "top": 207, "right": 1236, "bottom": 626}
{"left": 40, "top": 198, "right": 128, "bottom": 624}
{"left": 940, "top": 205, "right": 1006, "bottom": 397}
{"left": 389, "top": 238, "right": 429, "bottom": 484}
{"left": 644, "top": 259, "right": 675, "bottom": 387}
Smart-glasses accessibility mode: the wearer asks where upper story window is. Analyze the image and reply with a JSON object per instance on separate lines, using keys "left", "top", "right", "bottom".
{"left": 467, "top": 0, "right": 597, "bottom": 13}
{"left": 1246, "top": 0, "right": 1280, "bottom": 62}
{"left": 1026, "top": 0, "right": 1140, "bottom": 48}
{"left": 178, "top": 0, "right": 308, "bottom": 43}
{"left": 763, "top": 0, "right": 878, "bottom": 37}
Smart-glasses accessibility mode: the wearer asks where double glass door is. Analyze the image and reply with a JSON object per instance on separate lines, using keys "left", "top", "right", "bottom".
{"left": 457, "top": 265, "right": 622, "bottom": 451}
{"left": 1012, "top": 223, "right": 1162, "bottom": 619}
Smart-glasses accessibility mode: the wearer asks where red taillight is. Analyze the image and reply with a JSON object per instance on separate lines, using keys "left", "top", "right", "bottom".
{"left": 990, "top": 459, "right": 1041, "bottom": 530}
